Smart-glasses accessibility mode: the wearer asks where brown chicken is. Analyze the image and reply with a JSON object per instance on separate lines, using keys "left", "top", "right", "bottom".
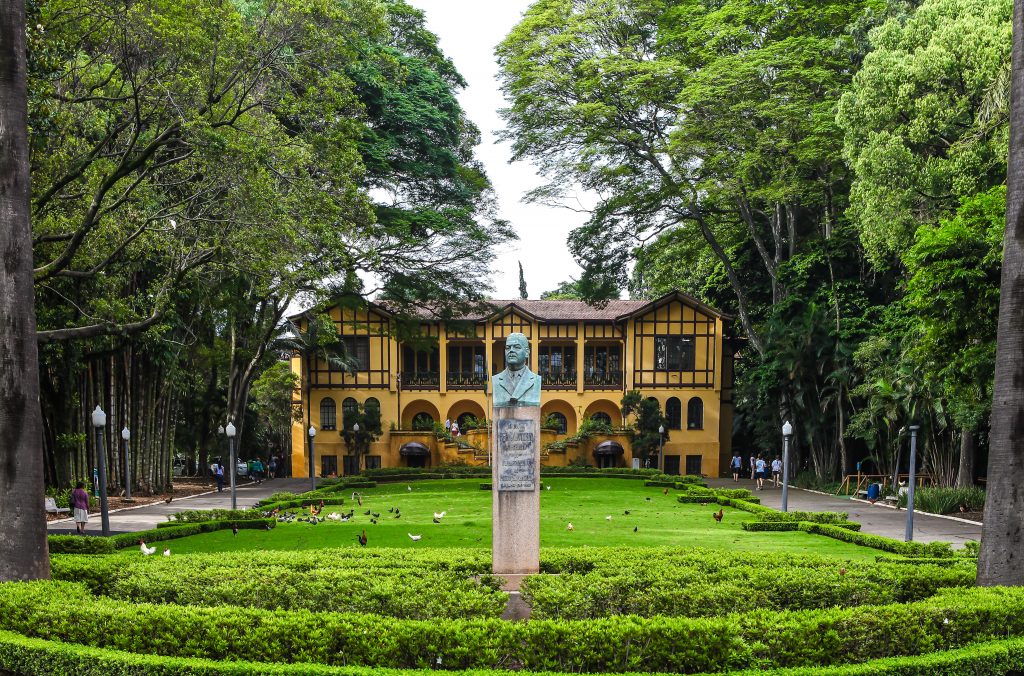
{"left": 358, "top": 530, "right": 368, "bottom": 546}
{"left": 712, "top": 509, "right": 724, "bottom": 523}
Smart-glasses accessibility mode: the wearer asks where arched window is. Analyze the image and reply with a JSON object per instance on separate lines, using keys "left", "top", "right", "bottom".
{"left": 457, "top": 412, "right": 477, "bottom": 430}
{"left": 365, "top": 397, "right": 380, "bottom": 413}
{"left": 342, "top": 397, "right": 358, "bottom": 429}
{"left": 666, "top": 397, "right": 681, "bottom": 430}
{"left": 591, "top": 412, "right": 612, "bottom": 427}
{"left": 319, "top": 397, "right": 337, "bottom": 430}
{"left": 548, "top": 412, "right": 567, "bottom": 435}
{"left": 412, "top": 412, "right": 434, "bottom": 431}
{"left": 687, "top": 397, "right": 704, "bottom": 430}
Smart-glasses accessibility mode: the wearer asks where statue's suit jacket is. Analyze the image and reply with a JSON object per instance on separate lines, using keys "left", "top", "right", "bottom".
{"left": 492, "top": 367, "right": 542, "bottom": 408}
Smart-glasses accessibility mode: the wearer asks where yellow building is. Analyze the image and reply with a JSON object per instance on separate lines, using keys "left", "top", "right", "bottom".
{"left": 289, "top": 291, "right": 738, "bottom": 477}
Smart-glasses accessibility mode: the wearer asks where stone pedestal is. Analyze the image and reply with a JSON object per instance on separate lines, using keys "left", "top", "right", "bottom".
{"left": 492, "top": 405, "right": 541, "bottom": 575}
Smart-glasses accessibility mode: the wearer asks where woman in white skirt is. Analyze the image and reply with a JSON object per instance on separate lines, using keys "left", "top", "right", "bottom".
{"left": 71, "top": 481, "right": 90, "bottom": 534}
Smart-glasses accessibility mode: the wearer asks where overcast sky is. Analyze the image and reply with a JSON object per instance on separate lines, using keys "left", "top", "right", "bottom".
{"left": 407, "top": 0, "right": 586, "bottom": 300}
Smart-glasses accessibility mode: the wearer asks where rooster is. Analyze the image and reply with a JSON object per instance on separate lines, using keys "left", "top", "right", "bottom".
{"left": 433, "top": 511, "right": 446, "bottom": 520}
{"left": 164, "top": 495, "right": 173, "bottom": 504}
{"left": 232, "top": 526, "right": 239, "bottom": 537}
{"left": 139, "top": 540, "right": 156, "bottom": 555}
{"left": 712, "top": 509, "right": 724, "bottom": 523}
{"left": 663, "top": 488, "right": 669, "bottom": 495}
{"left": 358, "top": 530, "right": 367, "bottom": 546}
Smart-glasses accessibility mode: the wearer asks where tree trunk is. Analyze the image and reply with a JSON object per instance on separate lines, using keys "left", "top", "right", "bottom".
{"left": 0, "top": 0, "right": 50, "bottom": 580}
{"left": 956, "top": 429, "right": 975, "bottom": 489}
{"left": 978, "top": 0, "right": 1024, "bottom": 586}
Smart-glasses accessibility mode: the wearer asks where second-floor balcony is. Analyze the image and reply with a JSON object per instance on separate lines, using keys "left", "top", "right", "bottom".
{"left": 400, "top": 371, "right": 440, "bottom": 389}
{"left": 447, "top": 370, "right": 488, "bottom": 390}
{"left": 584, "top": 370, "right": 623, "bottom": 389}
{"left": 538, "top": 369, "right": 576, "bottom": 389}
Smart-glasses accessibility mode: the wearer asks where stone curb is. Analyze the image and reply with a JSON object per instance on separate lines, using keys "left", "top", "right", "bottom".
{"left": 849, "top": 497, "right": 983, "bottom": 526}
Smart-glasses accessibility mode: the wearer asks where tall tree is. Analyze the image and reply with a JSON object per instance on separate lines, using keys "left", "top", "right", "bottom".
{"left": 518, "top": 261, "right": 528, "bottom": 299}
{"left": 0, "top": 0, "right": 50, "bottom": 580}
{"left": 977, "top": 0, "right": 1024, "bottom": 587}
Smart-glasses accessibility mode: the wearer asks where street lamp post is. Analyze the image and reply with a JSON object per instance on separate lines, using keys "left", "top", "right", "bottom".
{"left": 225, "top": 422, "right": 237, "bottom": 510}
{"left": 658, "top": 424, "right": 665, "bottom": 474}
{"left": 91, "top": 406, "right": 111, "bottom": 536}
{"left": 906, "top": 425, "right": 920, "bottom": 542}
{"left": 308, "top": 425, "right": 317, "bottom": 492}
{"left": 353, "top": 423, "right": 360, "bottom": 475}
{"left": 121, "top": 426, "right": 132, "bottom": 502}
{"left": 781, "top": 420, "right": 793, "bottom": 512}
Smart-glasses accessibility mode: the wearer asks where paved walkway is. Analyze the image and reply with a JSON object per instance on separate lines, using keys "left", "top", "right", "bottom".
{"left": 708, "top": 478, "right": 983, "bottom": 548}
{"left": 48, "top": 478, "right": 311, "bottom": 534}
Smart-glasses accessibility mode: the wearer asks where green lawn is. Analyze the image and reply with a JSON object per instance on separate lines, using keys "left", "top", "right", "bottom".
{"left": 164, "top": 478, "right": 880, "bottom": 560}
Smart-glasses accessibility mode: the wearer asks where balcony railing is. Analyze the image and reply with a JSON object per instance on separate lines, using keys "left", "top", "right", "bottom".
{"left": 538, "top": 369, "right": 576, "bottom": 389}
{"left": 584, "top": 370, "right": 623, "bottom": 389}
{"left": 400, "top": 371, "right": 440, "bottom": 389}
{"left": 447, "top": 371, "right": 487, "bottom": 389}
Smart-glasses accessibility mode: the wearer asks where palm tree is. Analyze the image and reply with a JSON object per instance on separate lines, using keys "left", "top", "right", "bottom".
{"left": 978, "top": 0, "right": 1024, "bottom": 586}
{"left": 0, "top": 0, "right": 50, "bottom": 581}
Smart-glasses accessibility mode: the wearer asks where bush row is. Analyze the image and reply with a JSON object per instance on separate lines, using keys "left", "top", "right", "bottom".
{"left": 1, "top": 582, "right": 1022, "bottom": 672}
{"left": 48, "top": 519, "right": 275, "bottom": 554}
{"left": 798, "top": 522, "right": 955, "bottom": 558}
{"left": 7, "top": 628, "right": 1024, "bottom": 676}
{"left": 166, "top": 509, "right": 267, "bottom": 524}
{"left": 522, "top": 558, "right": 972, "bottom": 619}
{"left": 51, "top": 557, "right": 506, "bottom": 619}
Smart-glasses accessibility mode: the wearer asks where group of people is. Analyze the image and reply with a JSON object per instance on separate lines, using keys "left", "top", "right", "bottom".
{"left": 730, "top": 452, "right": 783, "bottom": 490}
{"left": 211, "top": 455, "right": 287, "bottom": 492}
{"left": 444, "top": 418, "right": 460, "bottom": 438}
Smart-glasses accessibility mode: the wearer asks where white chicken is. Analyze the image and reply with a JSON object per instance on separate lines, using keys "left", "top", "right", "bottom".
{"left": 139, "top": 540, "right": 156, "bottom": 555}
{"left": 566, "top": 523, "right": 574, "bottom": 531}
{"left": 432, "top": 511, "right": 447, "bottom": 520}
{"left": 162, "top": 548, "right": 171, "bottom": 556}
{"left": 408, "top": 533, "right": 422, "bottom": 541}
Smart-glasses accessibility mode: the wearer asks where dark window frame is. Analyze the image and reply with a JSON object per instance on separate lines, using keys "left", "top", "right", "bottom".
{"left": 687, "top": 397, "right": 704, "bottom": 430}
{"left": 319, "top": 397, "right": 337, "bottom": 430}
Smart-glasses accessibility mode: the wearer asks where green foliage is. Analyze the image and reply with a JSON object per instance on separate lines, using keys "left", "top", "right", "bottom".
{"left": 544, "top": 415, "right": 614, "bottom": 451}
{"left": 341, "top": 401, "right": 383, "bottom": 462}
{"left": 249, "top": 362, "right": 301, "bottom": 457}
{"left": 522, "top": 549, "right": 971, "bottom": 619}
{"left": 4, "top": 580, "right": 1024, "bottom": 671}
{"left": 621, "top": 390, "right": 667, "bottom": 463}
{"left": 798, "top": 522, "right": 954, "bottom": 558}
{"left": 9, "top": 629, "right": 1024, "bottom": 676}
{"left": 838, "top": 0, "right": 1011, "bottom": 265}
{"left": 897, "top": 486, "right": 986, "bottom": 513}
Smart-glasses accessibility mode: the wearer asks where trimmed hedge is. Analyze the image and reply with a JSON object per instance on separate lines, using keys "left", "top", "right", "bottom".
{"left": 6, "top": 629, "right": 1024, "bottom": 676}
{"left": 522, "top": 550, "right": 973, "bottom": 619}
{"left": 50, "top": 554, "right": 506, "bottom": 619}
{"left": 0, "top": 582, "right": 1021, "bottom": 672}
{"left": 741, "top": 521, "right": 800, "bottom": 532}
{"left": 168, "top": 509, "right": 269, "bottom": 523}
{"left": 798, "top": 522, "right": 955, "bottom": 558}
{"left": 48, "top": 519, "right": 275, "bottom": 554}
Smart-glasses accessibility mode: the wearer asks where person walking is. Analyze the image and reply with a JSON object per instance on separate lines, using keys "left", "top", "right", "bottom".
{"left": 749, "top": 454, "right": 757, "bottom": 481}
{"left": 253, "top": 458, "right": 265, "bottom": 484}
{"left": 731, "top": 453, "right": 742, "bottom": 482}
{"left": 268, "top": 456, "right": 277, "bottom": 480}
{"left": 215, "top": 463, "right": 225, "bottom": 492}
{"left": 755, "top": 455, "right": 767, "bottom": 491}
{"left": 71, "top": 481, "right": 90, "bottom": 534}
{"left": 771, "top": 456, "right": 783, "bottom": 488}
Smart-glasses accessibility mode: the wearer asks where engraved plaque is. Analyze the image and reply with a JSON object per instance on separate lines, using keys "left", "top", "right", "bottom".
{"left": 496, "top": 418, "right": 536, "bottom": 491}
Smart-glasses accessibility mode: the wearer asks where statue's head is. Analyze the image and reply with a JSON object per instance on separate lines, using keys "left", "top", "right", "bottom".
{"left": 504, "top": 333, "right": 529, "bottom": 371}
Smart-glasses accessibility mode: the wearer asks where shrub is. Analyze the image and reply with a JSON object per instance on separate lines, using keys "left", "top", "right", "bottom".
{"left": 169, "top": 509, "right": 267, "bottom": 523}
{"left": 798, "top": 522, "right": 954, "bottom": 558}
{"left": 897, "top": 486, "right": 986, "bottom": 514}
{"left": 1, "top": 582, "right": 1021, "bottom": 672}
